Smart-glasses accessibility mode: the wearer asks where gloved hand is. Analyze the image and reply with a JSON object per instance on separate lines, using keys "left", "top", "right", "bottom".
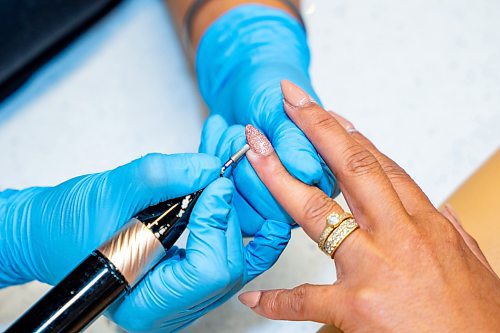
{"left": 0, "top": 153, "right": 220, "bottom": 287}
{"left": 196, "top": 5, "right": 338, "bottom": 235}
{"left": 108, "top": 177, "right": 291, "bottom": 332}
{"left": 0, "top": 153, "right": 291, "bottom": 332}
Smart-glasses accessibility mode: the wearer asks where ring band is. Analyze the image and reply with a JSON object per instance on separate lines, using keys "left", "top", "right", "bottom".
{"left": 317, "top": 211, "right": 353, "bottom": 251}
{"left": 322, "top": 218, "right": 359, "bottom": 258}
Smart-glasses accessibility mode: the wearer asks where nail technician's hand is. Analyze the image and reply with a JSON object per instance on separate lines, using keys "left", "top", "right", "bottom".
{"left": 108, "top": 177, "right": 290, "bottom": 332}
{"left": 197, "top": 5, "right": 337, "bottom": 235}
{"left": 237, "top": 82, "right": 500, "bottom": 332}
{"left": 0, "top": 152, "right": 290, "bottom": 332}
{"left": 0, "top": 153, "right": 220, "bottom": 287}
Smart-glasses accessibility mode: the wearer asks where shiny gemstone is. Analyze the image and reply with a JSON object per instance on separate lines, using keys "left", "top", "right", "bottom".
{"left": 327, "top": 214, "right": 341, "bottom": 226}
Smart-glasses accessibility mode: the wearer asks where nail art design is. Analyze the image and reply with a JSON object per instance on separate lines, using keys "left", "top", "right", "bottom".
{"left": 281, "top": 80, "right": 314, "bottom": 107}
{"left": 245, "top": 125, "right": 274, "bottom": 156}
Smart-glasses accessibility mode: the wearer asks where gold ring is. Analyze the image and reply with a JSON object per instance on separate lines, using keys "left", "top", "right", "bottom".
{"left": 317, "top": 211, "right": 353, "bottom": 251}
{"left": 321, "top": 218, "right": 359, "bottom": 258}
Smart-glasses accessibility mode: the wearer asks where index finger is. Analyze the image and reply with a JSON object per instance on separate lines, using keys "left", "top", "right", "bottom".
{"left": 280, "top": 80, "right": 407, "bottom": 225}
{"left": 244, "top": 125, "right": 346, "bottom": 241}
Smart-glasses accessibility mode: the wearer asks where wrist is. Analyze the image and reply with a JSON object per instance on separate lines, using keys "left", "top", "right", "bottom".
{"left": 190, "top": 0, "right": 301, "bottom": 49}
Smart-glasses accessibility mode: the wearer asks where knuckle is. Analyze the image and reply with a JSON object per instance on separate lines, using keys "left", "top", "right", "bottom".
{"left": 311, "top": 113, "right": 342, "bottom": 133}
{"left": 381, "top": 161, "right": 409, "bottom": 183}
{"left": 301, "top": 191, "right": 335, "bottom": 224}
{"left": 341, "top": 145, "right": 380, "bottom": 177}
{"left": 288, "top": 284, "right": 310, "bottom": 314}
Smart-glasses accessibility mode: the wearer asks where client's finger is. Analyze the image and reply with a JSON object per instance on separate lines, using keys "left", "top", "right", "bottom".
{"left": 210, "top": 123, "right": 292, "bottom": 232}
{"left": 328, "top": 111, "right": 435, "bottom": 215}
{"left": 281, "top": 80, "right": 407, "bottom": 225}
{"left": 245, "top": 124, "right": 345, "bottom": 241}
{"left": 239, "top": 284, "right": 345, "bottom": 324}
{"left": 441, "top": 204, "right": 495, "bottom": 274}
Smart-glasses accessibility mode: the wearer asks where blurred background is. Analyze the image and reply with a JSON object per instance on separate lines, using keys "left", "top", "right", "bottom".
{"left": 0, "top": 0, "right": 498, "bottom": 332}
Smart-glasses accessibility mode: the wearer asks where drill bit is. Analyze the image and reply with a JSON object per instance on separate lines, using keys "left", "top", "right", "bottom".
{"left": 220, "top": 144, "right": 250, "bottom": 176}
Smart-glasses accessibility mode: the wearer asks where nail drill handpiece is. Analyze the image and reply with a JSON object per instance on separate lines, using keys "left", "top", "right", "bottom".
{"left": 7, "top": 145, "right": 250, "bottom": 333}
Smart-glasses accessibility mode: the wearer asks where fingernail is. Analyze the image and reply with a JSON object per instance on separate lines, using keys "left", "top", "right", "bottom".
{"left": 281, "top": 80, "right": 313, "bottom": 108}
{"left": 328, "top": 111, "right": 357, "bottom": 133}
{"left": 245, "top": 125, "right": 274, "bottom": 156}
{"left": 239, "top": 291, "right": 262, "bottom": 308}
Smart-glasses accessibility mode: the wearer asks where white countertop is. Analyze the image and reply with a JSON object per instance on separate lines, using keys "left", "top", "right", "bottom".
{"left": 0, "top": 0, "right": 498, "bottom": 332}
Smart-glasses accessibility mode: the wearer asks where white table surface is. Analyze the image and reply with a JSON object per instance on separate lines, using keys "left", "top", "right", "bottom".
{"left": 0, "top": 0, "right": 499, "bottom": 332}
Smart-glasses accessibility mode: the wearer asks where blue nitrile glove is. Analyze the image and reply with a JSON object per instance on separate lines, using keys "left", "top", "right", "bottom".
{"left": 0, "top": 153, "right": 220, "bottom": 287}
{"left": 0, "top": 153, "right": 291, "bottom": 332}
{"left": 196, "top": 5, "right": 338, "bottom": 235}
{"left": 108, "top": 178, "right": 291, "bottom": 332}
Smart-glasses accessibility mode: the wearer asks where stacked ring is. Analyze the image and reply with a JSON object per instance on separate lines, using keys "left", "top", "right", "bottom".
{"left": 317, "top": 211, "right": 353, "bottom": 253}
{"left": 322, "top": 218, "right": 359, "bottom": 258}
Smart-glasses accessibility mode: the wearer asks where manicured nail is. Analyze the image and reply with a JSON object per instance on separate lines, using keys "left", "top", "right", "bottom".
{"left": 245, "top": 125, "right": 274, "bottom": 156}
{"left": 238, "top": 291, "right": 262, "bottom": 308}
{"left": 328, "top": 111, "right": 357, "bottom": 133}
{"left": 281, "top": 80, "right": 313, "bottom": 108}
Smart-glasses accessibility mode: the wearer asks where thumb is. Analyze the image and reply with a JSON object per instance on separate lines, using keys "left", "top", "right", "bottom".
{"left": 239, "top": 284, "right": 343, "bottom": 324}
{"left": 103, "top": 153, "right": 221, "bottom": 217}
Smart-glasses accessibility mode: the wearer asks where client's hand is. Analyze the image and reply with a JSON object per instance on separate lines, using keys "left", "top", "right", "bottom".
{"left": 0, "top": 153, "right": 289, "bottom": 332}
{"left": 237, "top": 82, "right": 500, "bottom": 332}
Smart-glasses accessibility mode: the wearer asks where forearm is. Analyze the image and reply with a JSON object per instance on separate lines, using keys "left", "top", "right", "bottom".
{"left": 165, "top": 0, "right": 301, "bottom": 53}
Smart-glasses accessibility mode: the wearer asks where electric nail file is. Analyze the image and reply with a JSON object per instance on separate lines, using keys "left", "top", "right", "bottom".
{"left": 6, "top": 144, "right": 250, "bottom": 333}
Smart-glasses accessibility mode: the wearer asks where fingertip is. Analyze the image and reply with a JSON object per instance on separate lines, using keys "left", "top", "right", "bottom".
{"left": 215, "top": 124, "right": 247, "bottom": 163}
{"left": 208, "top": 177, "right": 234, "bottom": 197}
{"left": 200, "top": 114, "right": 228, "bottom": 154}
{"left": 239, "top": 291, "right": 262, "bottom": 308}
{"left": 196, "top": 177, "right": 235, "bottom": 215}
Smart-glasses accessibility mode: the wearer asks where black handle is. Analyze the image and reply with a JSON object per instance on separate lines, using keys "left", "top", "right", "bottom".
{"left": 6, "top": 251, "right": 128, "bottom": 333}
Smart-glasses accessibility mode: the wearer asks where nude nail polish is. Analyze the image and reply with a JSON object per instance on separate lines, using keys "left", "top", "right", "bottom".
{"left": 245, "top": 125, "right": 274, "bottom": 156}
{"left": 281, "top": 80, "right": 313, "bottom": 107}
{"left": 239, "top": 291, "right": 262, "bottom": 308}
